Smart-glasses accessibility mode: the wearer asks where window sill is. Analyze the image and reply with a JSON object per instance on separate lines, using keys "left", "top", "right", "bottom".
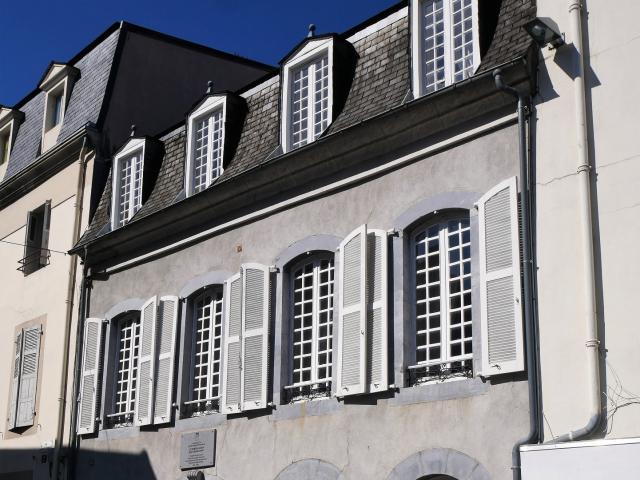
{"left": 272, "top": 395, "right": 341, "bottom": 421}
{"left": 390, "top": 376, "right": 488, "bottom": 407}
{"left": 175, "top": 411, "right": 227, "bottom": 432}
{"left": 97, "top": 425, "right": 140, "bottom": 440}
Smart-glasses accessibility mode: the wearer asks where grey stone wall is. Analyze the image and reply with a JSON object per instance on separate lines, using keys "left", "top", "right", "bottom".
{"left": 78, "top": 124, "right": 528, "bottom": 480}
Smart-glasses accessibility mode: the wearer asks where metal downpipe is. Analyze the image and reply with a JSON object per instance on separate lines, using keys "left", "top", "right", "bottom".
{"left": 493, "top": 70, "right": 540, "bottom": 480}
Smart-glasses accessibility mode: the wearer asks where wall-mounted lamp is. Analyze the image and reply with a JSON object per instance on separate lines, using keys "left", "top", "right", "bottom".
{"left": 524, "top": 17, "right": 565, "bottom": 49}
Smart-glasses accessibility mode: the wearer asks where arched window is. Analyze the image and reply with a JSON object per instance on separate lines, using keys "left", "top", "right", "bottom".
{"left": 184, "top": 286, "right": 224, "bottom": 416}
{"left": 285, "top": 253, "right": 335, "bottom": 401}
{"left": 409, "top": 212, "right": 472, "bottom": 384}
{"left": 107, "top": 312, "right": 141, "bottom": 427}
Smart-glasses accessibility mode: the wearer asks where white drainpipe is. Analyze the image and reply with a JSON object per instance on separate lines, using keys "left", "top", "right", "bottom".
{"left": 552, "top": 0, "right": 601, "bottom": 442}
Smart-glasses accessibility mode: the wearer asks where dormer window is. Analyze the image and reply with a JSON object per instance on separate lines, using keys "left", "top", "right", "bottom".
{"left": 289, "top": 53, "right": 330, "bottom": 150}
{"left": 186, "top": 96, "right": 226, "bottom": 196}
{"left": 280, "top": 33, "right": 356, "bottom": 154}
{"left": 411, "top": 0, "right": 480, "bottom": 97}
{"left": 38, "top": 62, "right": 79, "bottom": 152}
{"left": 0, "top": 106, "right": 24, "bottom": 180}
{"left": 281, "top": 38, "right": 333, "bottom": 153}
{"left": 111, "top": 138, "right": 145, "bottom": 229}
{"left": 185, "top": 91, "right": 247, "bottom": 197}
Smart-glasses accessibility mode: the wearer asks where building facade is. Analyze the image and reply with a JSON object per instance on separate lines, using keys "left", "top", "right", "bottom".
{"left": 0, "top": 24, "right": 270, "bottom": 480}
{"left": 71, "top": 2, "right": 539, "bottom": 479}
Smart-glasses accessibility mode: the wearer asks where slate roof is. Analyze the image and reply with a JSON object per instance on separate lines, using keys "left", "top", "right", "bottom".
{"left": 3, "top": 29, "right": 120, "bottom": 182}
{"left": 77, "top": 0, "right": 536, "bottom": 248}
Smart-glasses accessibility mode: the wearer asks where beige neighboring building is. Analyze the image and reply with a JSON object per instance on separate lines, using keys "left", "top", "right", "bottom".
{"left": 0, "top": 22, "right": 272, "bottom": 480}
{"left": 520, "top": 0, "right": 640, "bottom": 477}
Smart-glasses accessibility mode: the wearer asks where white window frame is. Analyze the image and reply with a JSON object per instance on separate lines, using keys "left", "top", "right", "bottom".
{"left": 110, "top": 138, "right": 146, "bottom": 230}
{"left": 41, "top": 77, "right": 70, "bottom": 152}
{"left": 408, "top": 213, "right": 473, "bottom": 384}
{"left": 185, "top": 286, "right": 225, "bottom": 414}
{"left": 110, "top": 313, "right": 141, "bottom": 424}
{"left": 410, "top": 0, "right": 481, "bottom": 97}
{"left": 285, "top": 254, "right": 336, "bottom": 401}
{"left": 0, "top": 117, "right": 17, "bottom": 172}
{"left": 281, "top": 37, "right": 334, "bottom": 153}
{"left": 185, "top": 96, "right": 227, "bottom": 196}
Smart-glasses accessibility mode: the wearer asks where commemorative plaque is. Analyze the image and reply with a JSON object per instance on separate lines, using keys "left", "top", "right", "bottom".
{"left": 180, "top": 430, "right": 216, "bottom": 470}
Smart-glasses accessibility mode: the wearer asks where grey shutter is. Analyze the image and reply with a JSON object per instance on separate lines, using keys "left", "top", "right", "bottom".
{"left": 78, "top": 318, "right": 103, "bottom": 435}
{"left": 154, "top": 296, "right": 179, "bottom": 424}
{"left": 135, "top": 296, "right": 158, "bottom": 426}
{"left": 367, "top": 230, "right": 389, "bottom": 393}
{"left": 478, "top": 177, "right": 525, "bottom": 376}
{"left": 15, "top": 326, "right": 42, "bottom": 427}
{"left": 241, "top": 264, "right": 270, "bottom": 411}
{"left": 8, "top": 331, "right": 22, "bottom": 429}
{"left": 222, "top": 273, "right": 243, "bottom": 413}
{"left": 336, "top": 225, "right": 368, "bottom": 396}
{"left": 39, "top": 200, "right": 51, "bottom": 266}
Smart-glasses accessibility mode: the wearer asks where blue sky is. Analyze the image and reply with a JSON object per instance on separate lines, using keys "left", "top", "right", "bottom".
{"left": 0, "top": 0, "right": 399, "bottom": 106}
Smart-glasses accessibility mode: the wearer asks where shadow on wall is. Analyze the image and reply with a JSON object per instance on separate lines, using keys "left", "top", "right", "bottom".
{"left": 0, "top": 447, "right": 157, "bottom": 480}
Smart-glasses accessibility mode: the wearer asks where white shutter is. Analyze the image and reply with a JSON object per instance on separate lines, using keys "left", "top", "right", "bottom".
{"left": 222, "top": 273, "right": 243, "bottom": 413}
{"left": 478, "top": 177, "right": 525, "bottom": 376}
{"left": 336, "top": 225, "right": 368, "bottom": 396}
{"left": 78, "top": 318, "right": 103, "bottom": 435}
{"left": 39, "top": 200, "right": 51, "bottom": 266}
{"left": 367, "top": 230, "right": 389, "bottom": 393}
{"left": 8, "top": 331, "right": 22, "bottom": 429}
{"left": 15, "top": 326, "right": 41, "bottom": 427}
{"left": 154, "top": 296, "right": 179, "bottom": 424}
{"left": 241, "top": 264, "right": 270, "bottom": 411}
{"left": 135, "top": 296, "right": 158, "bottom": 426}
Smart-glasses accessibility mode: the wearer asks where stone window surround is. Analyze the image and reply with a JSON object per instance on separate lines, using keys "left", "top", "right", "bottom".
{"left": 98, "top": 300, "right": 146, "bottom": 432}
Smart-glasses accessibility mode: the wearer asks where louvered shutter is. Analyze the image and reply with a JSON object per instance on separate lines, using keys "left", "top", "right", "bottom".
{"left": 15, "top": 326, "right": 42, "bottom": 427}
{"left": 78, "top": 318, "right": 103, "bottom": 435}
{"left": 241, "top": 264, "right": 270, "bottom": 411}
{"left": 336, "top": 225, "right": 368, "bottom": 396}
{"left": 135, "top": 296, "right": 158, "bottom": 426}
{"left": 39, "top": 200, "right": 51, "bottom": 267}
{"left": 478, "top": 177, "right": 525, "bottom": 376}
{"left": 8, "top": 331, "right": 22, "bottom": 429}
{"left": 367, "top": 230, "right": 389, "bottom": 392}
{"left": 222, "top": 273, "right": 243, "bottom": 413}
{"left": 153, "top": 296, "right": 179, "bottom": 424}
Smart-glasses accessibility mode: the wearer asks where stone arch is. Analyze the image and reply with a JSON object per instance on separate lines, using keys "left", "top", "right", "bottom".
{"left": 275, "top": 459, "right": 343, "bottom": 480}
{"left": 387, "top": 448, "right": 490, "bottom": 480}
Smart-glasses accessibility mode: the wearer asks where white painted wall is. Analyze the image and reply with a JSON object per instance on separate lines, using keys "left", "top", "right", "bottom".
{"left": 534, "top": 0, "right": 640, "bottom": 443}
{"left": 0, "top": 153, "right": 93, "bottom": 471}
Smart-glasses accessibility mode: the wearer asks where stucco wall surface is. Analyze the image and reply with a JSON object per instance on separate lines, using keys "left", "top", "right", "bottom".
{"left": 534, "top": 0, "right": 640, "bottom": 441}
{"left": 0, "top": 155, "right": 94, "bottom": 475}
{"left": 79, "top": 124, "right": 530, "bottom": 480}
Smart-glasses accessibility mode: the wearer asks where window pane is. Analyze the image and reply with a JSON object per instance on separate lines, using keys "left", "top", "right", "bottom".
{"left": 192, "top": 288, "right": 224, "bottom": 401}
{"left": 291, "top": 257, "right": 335, "bottom": 387}
{"left": 413, "top": 215, "right": 472, "bottom": 379}
{"left": 115, "top": 315, "right": 141, "bottom": 415}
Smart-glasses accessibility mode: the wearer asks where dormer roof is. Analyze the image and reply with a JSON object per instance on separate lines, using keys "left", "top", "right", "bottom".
{"left": 38, "top": 62, "right": 80, "bottom": 91}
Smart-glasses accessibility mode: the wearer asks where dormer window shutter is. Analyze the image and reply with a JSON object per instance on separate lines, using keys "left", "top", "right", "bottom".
{"left": 478, "top": 177, "right": 525, "bottom": 376}
{"left": 222, "top": 273, "right": 243, "bottom": 414}
{"left": 336, "top": 225, "right": 368, "bottom": 396}
{"left": 153, "top": 296, "right": 180, "bottom": 424}
{"left": 135, "top": 296, "right": 158, "bottom": 426}
{"left": 78, "top": 318, "right": 103, "bottom": 435}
